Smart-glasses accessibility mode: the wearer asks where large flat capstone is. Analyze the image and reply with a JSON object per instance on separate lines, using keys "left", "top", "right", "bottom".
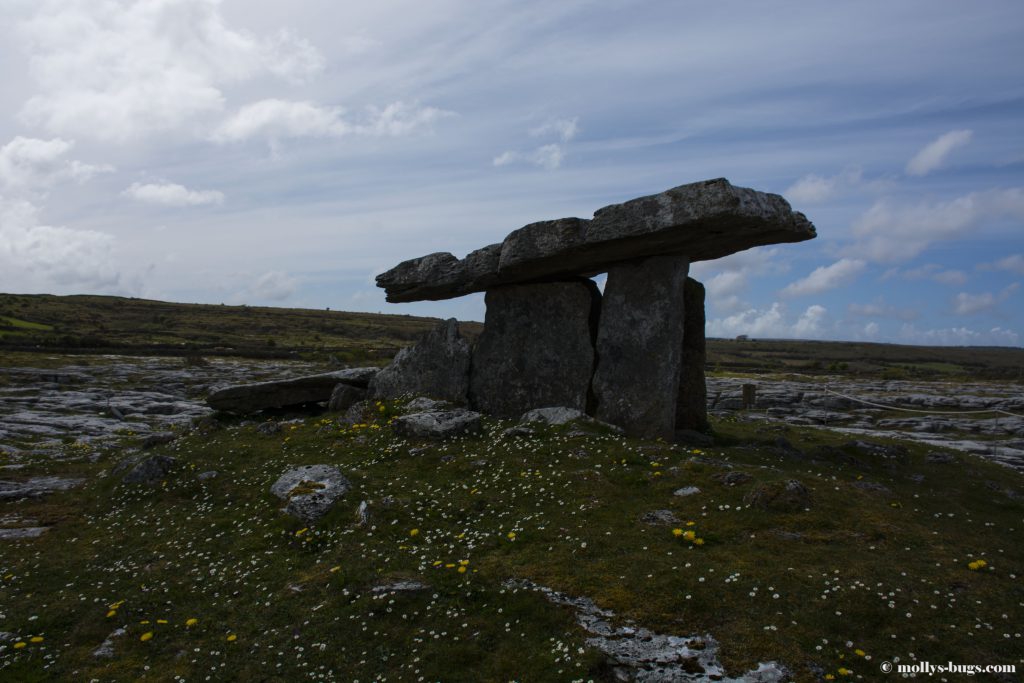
{"left": 377, "top": 178, "right": 814, "bottom": 302}
{"left": 592, "top": 255, "right": 690, "bottom": 440}
{"left": 469, "top": 280, "right": 600, "bottom": 418}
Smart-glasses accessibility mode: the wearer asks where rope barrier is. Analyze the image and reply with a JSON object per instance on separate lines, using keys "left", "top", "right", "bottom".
{"left": 822, "top": 386, "right": 1023, "bottom": 418}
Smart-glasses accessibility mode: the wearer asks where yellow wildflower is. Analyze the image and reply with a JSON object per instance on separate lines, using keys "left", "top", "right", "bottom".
{"left": 186, "top": 618, "right": 199, "bottom": 627}
{"left": 682, "top": 530, "right": 696, "bottom": 541}
{"left": 854, "top": 649, "right": 865, "bottom": 657}
{"left": 13, "top": 642, "right": 26, "bottom": 649}
{"left": 507, "top": 531, "right": 517, "bottom": 540}
{"left": 694, "top": 538, "right": 705, "bottom": 546}
{"left": 106, "top": 610, "right": 117, "bottom": 618}
{"left": 457, "top": 566, "right": 467, "bottom": 574}
{"left": 409, "top": 528, "right": 420, "bottom": 537}
{"left": 30, "top": 636, "right": 43, "bottom": 643}
{"left": 295, "top": 528, "right": 308, "bottom": 537}
{"left": 672, "top": 528, "right": 684, "bottom": 537}
{"left": 838, "top": 668, "right": 852, "bottom": 676}
{"left": 227, "top": 634, "right": 237, "bottom": 642}
{"left": 329, "top": 566, "right": 341, "bottom": 573}
{"left": 140, "top": 632, "right": 153, "bottom": 642}
{"left": 156, "top": 619, "right": 168, "bottom": 625}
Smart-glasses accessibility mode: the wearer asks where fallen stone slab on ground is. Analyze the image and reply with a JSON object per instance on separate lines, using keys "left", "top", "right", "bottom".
{"left": 207, "top": 367, "right": 380, "bottom": 413}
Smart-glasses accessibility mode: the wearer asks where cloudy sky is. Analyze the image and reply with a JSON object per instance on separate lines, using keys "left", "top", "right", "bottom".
{"left": 1, "top": 0, "right": 1022, "bottom": 346}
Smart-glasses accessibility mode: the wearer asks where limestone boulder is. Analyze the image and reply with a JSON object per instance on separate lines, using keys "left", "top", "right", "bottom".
{"left": 469, "top": 281, "right": 599, "bottom": 418}
{"left": 270, "top": 464, "right": 351, "bottom": 523}
{"left": 392, "top": 409, "right": 483, "bottom": 439}
{"left": 122, "top": 455, "right": 177, "bottom": 485}
{"left": 369, "top": 318, "right": 471, "bottom": 403}
{"left": 593, "top": 254, "right": 689, "bottom": 440}
{"left": 328, "top": 384, "right": 366, "bottom": 413}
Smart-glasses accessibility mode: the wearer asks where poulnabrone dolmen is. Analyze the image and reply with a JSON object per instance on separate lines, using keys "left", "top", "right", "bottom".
{"left": 370, "top": 178, "right": 816, "bottom": 441}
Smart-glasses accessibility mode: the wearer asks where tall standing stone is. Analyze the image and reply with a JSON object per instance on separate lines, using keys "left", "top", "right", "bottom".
{"left": 469, "top": 280, "right": 600, "bottom": 418}
{"left": 369, "top": 318, "right": 471, "bottom": 403}
{"left": 593, "top": 255, "right": 690, "bottom": 440}
{"left": 677, "top": 277, "right": 709, "bottom": 432}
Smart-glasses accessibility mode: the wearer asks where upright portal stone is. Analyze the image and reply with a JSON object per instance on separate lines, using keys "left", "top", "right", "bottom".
{"left": 469, "top": 280, "right": 600, "bottom": 418}
{"left": 677, "top": 277, "right": 709, "bottom": 432}
{"left": 593, "top": 255, "right": 690, "bottom": 440}
{"left": 369, "top": 318, "right": 471, "bottom": 403}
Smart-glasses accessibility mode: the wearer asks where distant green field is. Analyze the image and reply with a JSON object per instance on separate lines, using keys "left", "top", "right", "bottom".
{"left": 0, "top": 293, "right": 480, "bottom": 363}
{"left": 1, "top": 292, "right": 1021, "bottom": 379}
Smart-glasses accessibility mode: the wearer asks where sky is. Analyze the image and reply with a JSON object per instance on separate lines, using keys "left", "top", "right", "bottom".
{"left": 0, "top": 0, "right": 1022, "bottom": 346}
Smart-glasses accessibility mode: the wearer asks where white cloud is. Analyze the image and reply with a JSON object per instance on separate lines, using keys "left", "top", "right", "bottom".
{"left": 951, "top": 282, "right": 1018, "bottom": 315}
{"left": 792, "top": 304, "right": 828, "bottom": 337}
{"left": 863, "top": 321, "right": 880, "bottom": 338}
{"left": 691, "top": 247, "right": 787, "bottom": 313}
{"left": 979, "top": 253, "right": 1024, "bottom": 276}
{"left": 17, "top": 0, "right": 325, "bottom": 141}
{"left": 122, "top": 181, "right": 224, "bottom": 207}
{"left": 847, "top": 301, "right": 918, "bottom": 321}
{"left": 898, "top": 263, "right": 968, "bottom": 286}
{"left": 493, "top": 144, "right": 565, "bottom": 170}
{"left": 848, "top": 188, "right": 1024, "bottom": 263}
{"left": 494, "top": 116, "right": 579, "bottom": 170}
{"left": 0, "top": 196, "right": 119, "bottom": 291}
{"left": 707, "top": 302, "right": 829, "bottom": 339}
{"left": 898, "top": 323, "right": 1019, "bottom": 347}
{"left": 251, "top": 270, "right": 298, "bottom": 301}
{"left": 211, "top": 100, "right": 349, "bottom": 142}
{"left": 781, "top": 258, "right": 865, "bottom": 297}
{"left": 211, "top": 99, "right": 450, "bottom": 143}
{"left": 784, "top": 167, "right": 863, "bottom": 204}
{"left": 0, "top": 136, "right": 112, "bottom": 193}
{"left": 905, "top": 129, "right": 972, "bottom": 176}
{"left": 529, "top": 117, "right": 579, "bottom": 142}
{"left": 356, "top": 101, "right": 453, "bottom": 137}
{"left": 952, "top": 291, "right": 996, "bottom": 315}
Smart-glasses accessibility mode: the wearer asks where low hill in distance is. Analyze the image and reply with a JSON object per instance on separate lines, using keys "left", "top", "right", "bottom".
{"left": 1, "top": 292, "right": 1022, "bottom": 380}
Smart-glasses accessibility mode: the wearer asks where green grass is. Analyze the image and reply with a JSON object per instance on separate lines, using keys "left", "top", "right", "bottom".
{"left": 0, "top": 293, "right": 481, "bottom": 362}
{"left": 3, "top": 292, "right": 1023, "bottom": 380}
{"left": 2, "top": 403, "right": 1021, "bottom": 681}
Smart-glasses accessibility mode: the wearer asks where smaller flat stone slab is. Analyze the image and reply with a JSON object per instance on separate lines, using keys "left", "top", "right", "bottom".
{"left": 207, "top": 368, "right": 379, "bottom": 413}
{"left": 377, "top": 178, "right": 815, "bottom": 302}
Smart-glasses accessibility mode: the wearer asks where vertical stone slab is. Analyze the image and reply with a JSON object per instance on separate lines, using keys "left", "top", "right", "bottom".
{"left": 677, "top": 277, "right": 709, "bottom": 432}
{"left": 369, "top": 318, "right": 472, "bottom": 403}
{"left": 593, "top": 255, "right": 689, "bottom": 440}
{"left": 469, "top": 280, "right": 600, "bottom": 418}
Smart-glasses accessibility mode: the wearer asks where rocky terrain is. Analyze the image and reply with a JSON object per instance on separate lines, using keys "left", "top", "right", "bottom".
{"left": 0, "top": 355, "right": 322, "bottom": 459}
{"left": 708, "top": 376, "right": 1024, "bottom": 471}
{"left": 1, "top": 353, "right": 1022, "bottom": 681}
{"left": 2, "top": 355, "right": 1020, "bottom": 471}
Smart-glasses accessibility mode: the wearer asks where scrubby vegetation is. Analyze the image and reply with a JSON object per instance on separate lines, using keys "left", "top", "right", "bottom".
{"left": 2, "top": 402, "right": 1021, "bottom": 681}
{"left": 2, "top": 293, "right": 1022, "bottom": 380}
{"left": 0, "top": 293, "right": 481, "bottom": 362}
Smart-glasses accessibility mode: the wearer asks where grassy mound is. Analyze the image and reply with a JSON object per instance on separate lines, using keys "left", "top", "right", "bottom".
{"left": 1, "top": 403, "right": 1021, "bottom": 681}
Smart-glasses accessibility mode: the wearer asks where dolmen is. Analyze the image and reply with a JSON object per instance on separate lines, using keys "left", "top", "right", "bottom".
{"left": 373, "top": 178, "right": 815, "bottom": 441}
